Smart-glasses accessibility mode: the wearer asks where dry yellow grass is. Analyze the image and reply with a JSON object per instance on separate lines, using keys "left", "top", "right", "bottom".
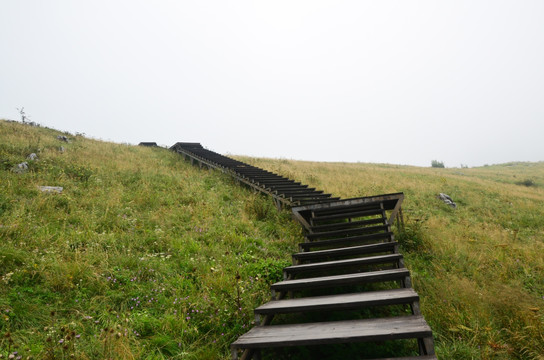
{"left": 235, "top": 155, "right": 544, "bottom": 359}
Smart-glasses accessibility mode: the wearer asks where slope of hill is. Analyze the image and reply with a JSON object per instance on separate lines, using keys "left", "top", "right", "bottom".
{"left": 2, "top": 119, "right": 543, "bottom": 359}
{"left": 0, "top": 120, "right": 300, "bottom": 359}
{"left": 235, "top": 156, "right": 544, "bottom": 359}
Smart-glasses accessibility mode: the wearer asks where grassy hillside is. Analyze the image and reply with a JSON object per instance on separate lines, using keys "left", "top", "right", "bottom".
{"left": 1, "top": 119, "right": 543, "bottom": 359}
{"left": 0, "top": 120, "right": 301, "bottom": 359}
{"left": 235, "top": 156, "right": 544, "bottom": 359}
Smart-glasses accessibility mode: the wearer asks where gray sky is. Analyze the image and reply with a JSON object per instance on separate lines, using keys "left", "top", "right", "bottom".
{"left": 1, "top": 1, "right": 543, "bottom": 167}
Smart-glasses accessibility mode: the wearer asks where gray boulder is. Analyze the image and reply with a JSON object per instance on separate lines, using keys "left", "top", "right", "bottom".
{"left": 14, "top": 162, "right": 29, "bottom": 173}
{"left": 38, "top": 186, "right": 63, "bottom": 194}
{"left": 438, "top": 193, "right": 457, "bottom": 208}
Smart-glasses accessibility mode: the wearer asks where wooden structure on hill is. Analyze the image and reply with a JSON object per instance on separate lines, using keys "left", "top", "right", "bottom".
{"left": 170, "top": 142, "right": 436, "bottom": 359}
{"left": 171, "top": 142, "right": 340, "bottom": 209}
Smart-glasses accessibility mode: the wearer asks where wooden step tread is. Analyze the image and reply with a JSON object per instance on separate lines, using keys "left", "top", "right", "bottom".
{"left": 275, "top": 189, "right": 319, "bottom": 194}
{"left": 255, "top": 288, "right": 418, "bottom": 315}
{"left": 299, "top": 197, "right": 340, "bottom": 203}
{"left": 271, "top": 268, "right": 409, "bottom": 292}
{"left": 292, "top": 242, "right": 398, "bottom": 263}
{"left": 231, "top": 315, "right": 431, "bottom": 349}
{"left": 306, "top": 224, "right": 389, "bottom": 240}
{"left": 288, "top": 193, "right": 332, "bottom": 199}
{"left": 309, "top": 217, "right": 386, "bottom": 232}
{"left": 310, "top": 202, "right": 383, "bottom": 216}
{"left": 266, "top": 184, "right": 309, "bottom": 189}
{"left": 312, "top": 208, "right": 384, "bottom": 222}
{"left": 300, "top": 232, "right": 393, "bottom": 251}
{"left": 255, "top": 180, "right": 299, "bottom": 185}
{"left": 284, "top": 254, "right": 402, "bottom": 275}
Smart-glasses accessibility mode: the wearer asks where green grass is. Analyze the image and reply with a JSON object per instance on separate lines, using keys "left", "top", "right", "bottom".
{"left": 236, "top": 156, "right": 544, "bottom": 360}
{"left": 2, "top": 119, "right": 543, "bottom": 359}
{"left": 0, "top": 120, "right": 299, "bottom": 359}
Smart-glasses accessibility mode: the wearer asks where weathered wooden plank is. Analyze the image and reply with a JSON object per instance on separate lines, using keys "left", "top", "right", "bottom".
{"left": 292, "top": 193, "right": 404, "bottom": 212}
{"left": 270, "top": 268, "right": 409, "bottom": 292}
{"left": 292, "top": 241, "right": 398, "bottom": 263}
{"left": 255, "top": 288, "right": 417, "bottom": 315}
{"left": 310, "top": 202, "right": 383, "bottom": 216}
{"left": 277, "top": 189, "right": 322, "bottom": 195}
{"left": 288, "top": 193, "right": 332, "bottom": 199}
{"left": 284, "top": 254, "right": 402, "bottom": 276}
{"left": 230, "top": 315, "right": 431, "bottom": 349}
{"left": 309, "top": 217, "right": 386, "bottom": 232}
{"left": 248, "top": 175, "right": 290, "bottom": 181}
{"left": 306, "top": 224, "right": 389, "bottom": 240}
{"left": 298, "top": 197, "right": 340, "bottom": 203}
{"left": 299, "top": 232, "right": 393, "bottom": 251}
{"left": 269, "top": 188, "right": 310, "bottom": 193}
{"left": 313, "top": 208, "right": 385, "bottom": 222}
{"left": 267, "top": 183, "right": 308, "bottom": 187}
{"left": 254, "top": 180, "right": 299, "bottom": 185}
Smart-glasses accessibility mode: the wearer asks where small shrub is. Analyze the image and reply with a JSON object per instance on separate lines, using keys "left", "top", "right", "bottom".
{"left": 244, "top": 195, "right": 274, "bottom": 221}
{"left": 431, "top": 160, "right": 445, "bottom": 168}
{"left": 0, "top": 193, "right": 12, "bottom": 216}
{"left": 397, "top": 217, "right": 427, "bottom": 253}
{"left": 516, "top": 178, "right": 536, "bottom": 187}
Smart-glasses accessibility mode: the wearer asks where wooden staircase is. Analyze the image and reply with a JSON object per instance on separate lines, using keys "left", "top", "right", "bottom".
{"left": 168, "top": 143, "right": 435, "bottom": 359}
{"left": 231, "top": 197, "right": 436, "bottom": 359}
{"left": 170, "top": 142, "right": 339, "bottom": 209}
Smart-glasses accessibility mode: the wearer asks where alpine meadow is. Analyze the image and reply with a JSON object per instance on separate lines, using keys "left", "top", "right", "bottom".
{"left": 1, "top": 120, "right": 543, "bottom": 359}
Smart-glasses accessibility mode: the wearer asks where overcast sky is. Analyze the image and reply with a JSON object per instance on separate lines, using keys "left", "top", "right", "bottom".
{"left": 1, "top": 1, "right": 543, "bottom": 167}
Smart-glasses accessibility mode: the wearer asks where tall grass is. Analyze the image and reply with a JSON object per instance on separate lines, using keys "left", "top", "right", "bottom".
{"left": 2, "top": 119, "right": 543, "bottom": 359}
{"left": 0, "top": 120, "right": 298, "bottom": 359}
{"left": 235, "top": 156, "right": 544, "bottom": 359}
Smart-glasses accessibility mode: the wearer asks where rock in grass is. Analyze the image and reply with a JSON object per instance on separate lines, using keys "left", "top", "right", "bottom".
{"left": 13, "top": 161, "right": 29, "bottom": 173}
{"left": 27, "top": 153, "right": 38, "bottom": 161}
{"left": 57, "top": 135, "right": 70, "bottom": 142}
{"left": 38, "top": 186, "right": 63, "bottom": 194}
{"left": 438, "top": 193, "right": 457, "bottom": 208}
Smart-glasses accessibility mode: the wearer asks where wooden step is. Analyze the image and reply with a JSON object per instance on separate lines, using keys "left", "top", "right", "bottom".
{"left": 299, "top": 232, "right": 393, "bottom": 251}
{"left": 289, "top": 193, "right": 332, "bottom": 198}
{"left": 282, "top": 192, "right": 327, "bottom": 199}
{"left": 231, "top": 315, "right": 431, "bottom": 350}
{"left": 313, "top": 208, "right": 385, "bottom": 222}
{"left": 266, "top": 184, "right": 309, "bottom": 189}
{"left": 298, "top": 197, "right": 340, "bottom": 204}
{"left": 284, "top": 254, "right": 402, "bottom": 277}
{"left": 309, "top": 217, "right": 386, "bottom": 232}
{"left": 249, "top": 175, "right": 289, "bottom": 180}
{"left": 272, "top": 188, "right": 316, "bottom": 194}
{"left": 255, "top": 288, "right": 418, "bottom": 316}
{"left": 270, "top": 268, "right": 410, "bottom": 293}
{"left": 255, "top": 180, "right": 300, "bottom": 185}
{"left": 306, "top": 224, "right": 389, "bottom": 240}
{"left": 310, "top": 202, "right": 383, "bottom": 216}
{"left": 278, "top": 189, "right": 322, "bottom": 195}
{"left": 292, "top": 242, "right": 398, "bottom": 263}
{"left": 236, "top": 170, "right": 273, "bottom": 174}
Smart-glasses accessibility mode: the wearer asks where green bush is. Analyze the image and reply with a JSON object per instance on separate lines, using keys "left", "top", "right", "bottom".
{"left": 516, "top": 178, "right": 536, "bottom": 187}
